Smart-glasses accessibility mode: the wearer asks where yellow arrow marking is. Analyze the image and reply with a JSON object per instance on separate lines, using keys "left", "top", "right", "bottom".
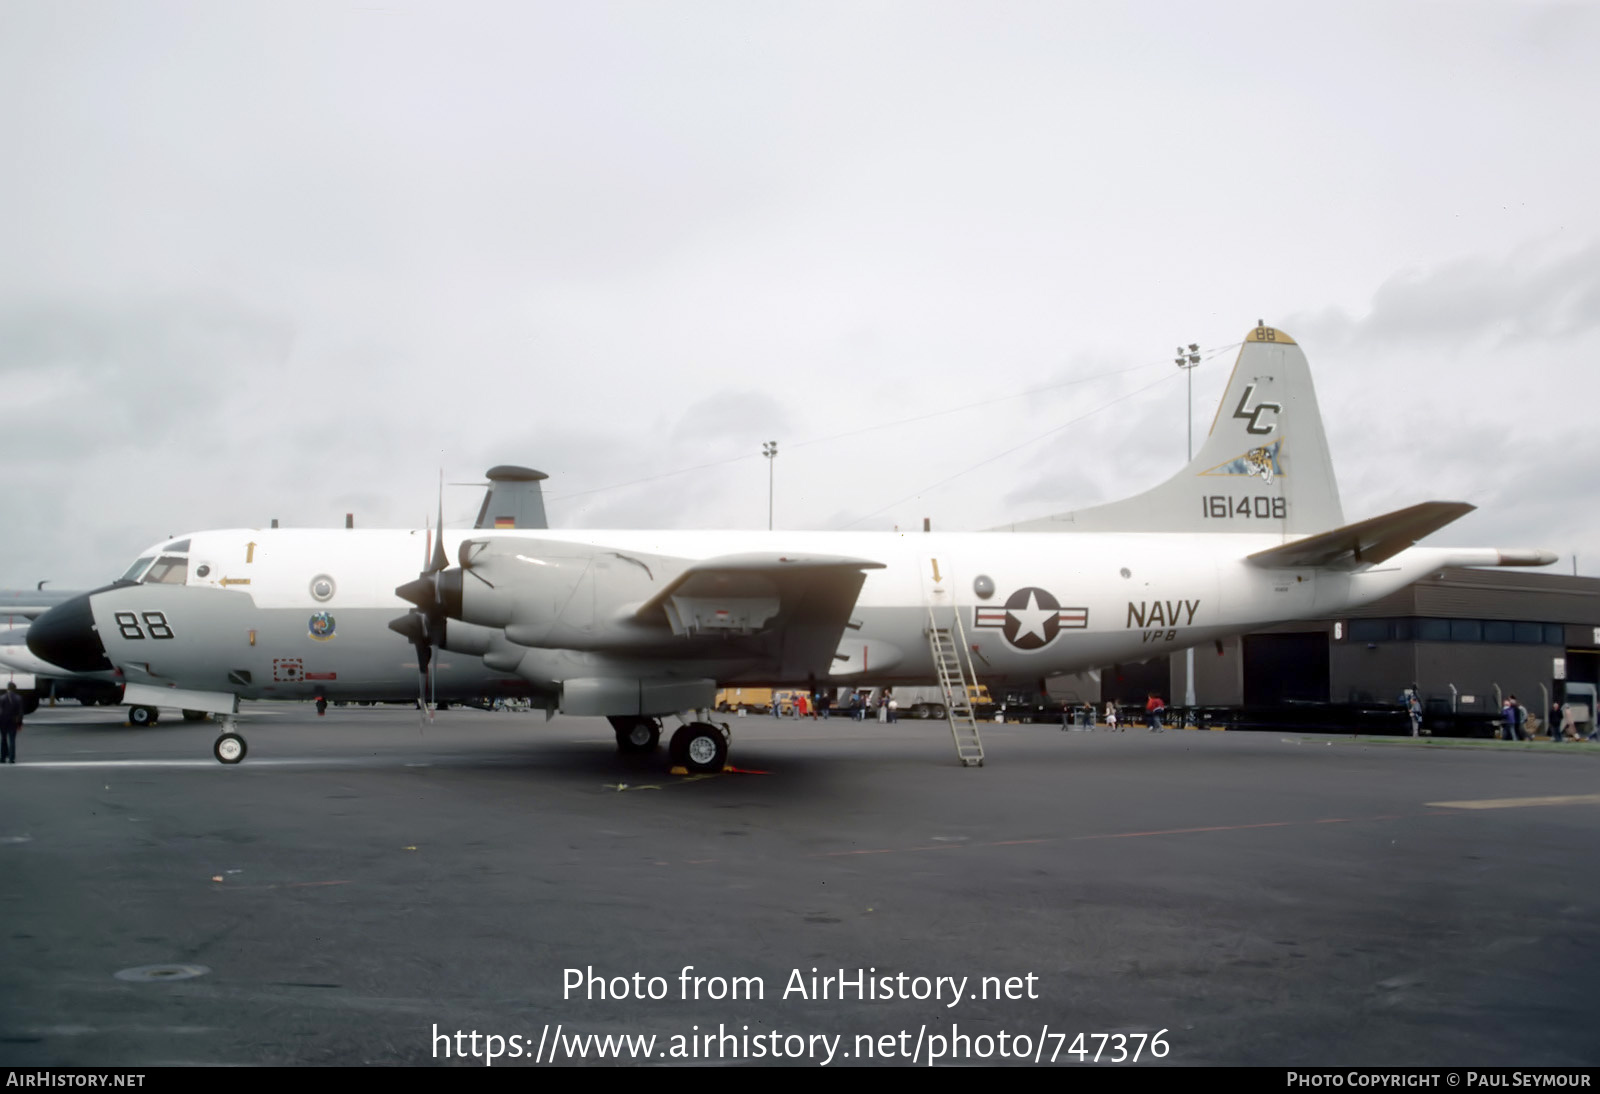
{"left": 931, "top": 558, "right": 942, "bottom": 583}
{"left": 220, "top": 577, "right": 252, "bottom": 587}
{"left": 245, "top": 542, "right": 256, "bottom": 563}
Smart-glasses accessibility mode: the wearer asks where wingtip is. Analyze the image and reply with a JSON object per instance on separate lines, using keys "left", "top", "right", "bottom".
{"left": 1496, "top": 549, "right": 1559, "bottom": 567}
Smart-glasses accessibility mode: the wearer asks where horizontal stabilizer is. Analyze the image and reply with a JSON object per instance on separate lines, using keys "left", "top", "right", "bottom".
{"left": 1245, "top": 501, "right": 1475, "bottom": 571}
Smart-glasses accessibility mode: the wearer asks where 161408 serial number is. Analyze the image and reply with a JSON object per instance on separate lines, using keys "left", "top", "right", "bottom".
{"left": 1202, "top": 495, "right": 1286, "bottom": 520}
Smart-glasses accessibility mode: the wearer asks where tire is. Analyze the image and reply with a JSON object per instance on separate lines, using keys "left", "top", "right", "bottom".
{"left": 614, "top": 718, "right": 660, "bottom": 753}
{"left": 670, "top": 722, "right": 728, "bottom": 774}
{"left": 213, "top": 733, "right": 246, "bottom": 764}
{"left": 129, "top": 705, "right": 160, "bottom": 727}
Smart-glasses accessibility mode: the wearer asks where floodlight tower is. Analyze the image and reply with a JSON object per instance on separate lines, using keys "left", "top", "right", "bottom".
{"left": 1175, "top": 343, "right": 1201, "bottom": 462}
{"left": 1175, "top": 343, "right": 1201, "bottom": 712}
{"left": 762, "top": 441, "right": 778, "bottom": 530}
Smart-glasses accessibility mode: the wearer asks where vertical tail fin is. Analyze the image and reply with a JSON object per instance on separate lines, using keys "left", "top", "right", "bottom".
{"left": 473, "top": 466, "right": 550, "bottom": 530}
{"left": 1000, "top": 324, "right": 1343, "bottom": 535}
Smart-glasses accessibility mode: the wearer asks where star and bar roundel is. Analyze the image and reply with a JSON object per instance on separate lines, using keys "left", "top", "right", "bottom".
{"left": 973, "top": 587, "right": 1089, "bottom": 651}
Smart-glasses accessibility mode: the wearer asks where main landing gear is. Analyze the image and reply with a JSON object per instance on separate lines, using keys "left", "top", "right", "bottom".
{"left": 609, "top": 715, "right": 661, "bottom": 754}
{"left": 607, "top": 716, "right": 730, "bottom": 774}
{"left": 669, "top": 721, "right": 729, "bottom": 774}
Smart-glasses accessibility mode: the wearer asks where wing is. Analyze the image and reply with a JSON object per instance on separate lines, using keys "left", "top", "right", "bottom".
{"left": 445, "top": 538, "right": 884, "bottom": 680}
{"left": 632, "top": 552, "right": 886, "bottom": 679}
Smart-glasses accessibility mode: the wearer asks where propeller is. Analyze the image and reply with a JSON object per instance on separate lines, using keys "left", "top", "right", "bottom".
{"left": 388, "top": 476, "right": 452, "bottom": 721}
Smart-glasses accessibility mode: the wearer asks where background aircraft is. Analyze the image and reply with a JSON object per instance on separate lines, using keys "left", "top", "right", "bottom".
{"left": 0, "top": 584, "right": 124, "bottom": 713}
{"left": 29, "top": 326, "right": 1553, "bottom": 768}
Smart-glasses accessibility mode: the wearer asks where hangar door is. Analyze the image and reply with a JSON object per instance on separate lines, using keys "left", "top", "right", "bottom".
{"left": 1104, "top": 657, "right": 1171, "bottom": 705}
{"left": 1243, "top": 633, "right": 1329, "bottom": 706}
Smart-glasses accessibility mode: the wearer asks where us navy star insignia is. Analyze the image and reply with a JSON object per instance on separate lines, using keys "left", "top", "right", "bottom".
{"left": 973, "top": 586, "right": 1090, "bottom": 651}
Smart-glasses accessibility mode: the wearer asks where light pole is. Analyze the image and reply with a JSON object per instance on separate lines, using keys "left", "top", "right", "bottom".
{"left": 1175, "top": 343, "right": 1200, "bottom": 462}
{"left": 762, "top": 441, "right": 777, "bottom": 530}
{"left": 1175, "top": 343, "right": 1201, "bottom": 713}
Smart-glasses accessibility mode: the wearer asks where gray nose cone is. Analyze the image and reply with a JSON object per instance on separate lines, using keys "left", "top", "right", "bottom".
{"left": 27, "top": 591, "right": 112, "bottom": 672}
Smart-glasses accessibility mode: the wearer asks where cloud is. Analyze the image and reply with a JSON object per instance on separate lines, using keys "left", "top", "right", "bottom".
{"left": 1291, "top": 241, "right": 1600, "bottom": 350}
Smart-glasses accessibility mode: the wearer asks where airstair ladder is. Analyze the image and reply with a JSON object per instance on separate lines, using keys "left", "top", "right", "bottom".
{"left": 928, "top": 603, "right": 985, "bottom": 767}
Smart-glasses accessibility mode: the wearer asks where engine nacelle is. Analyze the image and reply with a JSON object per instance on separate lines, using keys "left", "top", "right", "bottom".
{"left": 437, "top": 538, "right": 680, "bottom": 651}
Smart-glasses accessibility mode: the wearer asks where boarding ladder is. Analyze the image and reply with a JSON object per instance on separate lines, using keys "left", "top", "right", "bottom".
{"left": 927, "top": 602, "right": 985, "bottom": 767}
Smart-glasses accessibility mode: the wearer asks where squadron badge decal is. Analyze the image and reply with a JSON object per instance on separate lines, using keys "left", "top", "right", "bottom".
{"left": 973, "top": 587, "right": 1089, "bottom": 651}
{"left": 308, "top": 611, "right": 337, "bottom": 642}
{"left": 1201, "top": 438, "right": 1283, "bottom": 484}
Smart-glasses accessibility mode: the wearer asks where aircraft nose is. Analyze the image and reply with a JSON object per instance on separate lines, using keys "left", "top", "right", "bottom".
{"left": 27, "top": 592, "right": 113, "bottom": 672}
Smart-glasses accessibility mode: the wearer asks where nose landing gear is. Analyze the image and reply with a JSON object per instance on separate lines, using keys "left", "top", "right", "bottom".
{"left": 212, "top": 714, "right": 247, "bottom": 764}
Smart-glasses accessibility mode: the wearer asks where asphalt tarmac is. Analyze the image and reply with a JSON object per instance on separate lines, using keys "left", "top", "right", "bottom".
{"left": 2, "top": 703, "right": 1597, "bottom": 1067}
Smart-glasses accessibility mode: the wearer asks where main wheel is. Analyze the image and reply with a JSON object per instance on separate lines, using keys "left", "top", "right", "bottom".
{"left": 129, "top": 705, "right": 160, "bottom": 727}
{"left": 670, "top": 722, "right": 729, "bottom": 774}
{"left": 213, "top": 733, "right": 246, "bottom": 764}
{"left": 609, "top": 716, "right": 661, "bottom": 753}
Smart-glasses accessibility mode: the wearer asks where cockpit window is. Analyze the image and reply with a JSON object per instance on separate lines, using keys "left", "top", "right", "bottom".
{"left": 141, "top": 556, "right": 189, "bottom": 585}
{"left": 161, "top": 539, "right": 191, "bottom": 553}
{"left": 120, "top": 556, "right": 155, "bottom": 582}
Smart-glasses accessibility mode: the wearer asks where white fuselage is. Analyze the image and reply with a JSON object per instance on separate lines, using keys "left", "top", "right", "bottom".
{"left": 83, "top": 526, "right": 1473, "bottom": 703}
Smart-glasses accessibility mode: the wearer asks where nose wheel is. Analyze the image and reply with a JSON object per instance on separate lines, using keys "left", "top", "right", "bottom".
{"left": 213, "top": 732, "right": 247, "bottom": 764}
{"left": 211, "top": 714, "right": 247, "bottom": 764}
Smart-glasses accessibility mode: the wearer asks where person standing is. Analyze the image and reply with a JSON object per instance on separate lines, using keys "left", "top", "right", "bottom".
{"left": 0, "top": 683, "right": 24, "bottom": 764}
{"left": 1145, "top": 693, "right": 1165, "bottom": 733}
{"left": 1501, "top": 698, "right": 1518, "bottom": 742}
{"left": 877, "top": 689, "right": 890, "bottom": 724}
{"left": 1551, "top": 700, "right": 1565, "bottom": 742}
{"left": 1407, "top": 693, "right": 1423, "bottom": 738}
{"left": 1105, "top": 702, "right": 1119, "bottom": 731}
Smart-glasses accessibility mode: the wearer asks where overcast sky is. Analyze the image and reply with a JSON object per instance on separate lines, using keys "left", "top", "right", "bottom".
{"left": 4, "top": 1, "right": 1598, "bottom": 588}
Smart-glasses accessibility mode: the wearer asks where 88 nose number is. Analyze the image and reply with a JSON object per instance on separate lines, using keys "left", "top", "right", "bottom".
{"left": 115, "top": 611, "right": 174, "bottom": 639}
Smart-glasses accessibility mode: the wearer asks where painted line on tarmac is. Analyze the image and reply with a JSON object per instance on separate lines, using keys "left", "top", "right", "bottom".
{"left": 1426, "top": 793, "right": 1600, "bottom": 810}
{"left": 785, "top": 809, "right": 1474, "bottom": 866}
{"left": 14, "top": 758, "right": 374, "bottom": 769}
